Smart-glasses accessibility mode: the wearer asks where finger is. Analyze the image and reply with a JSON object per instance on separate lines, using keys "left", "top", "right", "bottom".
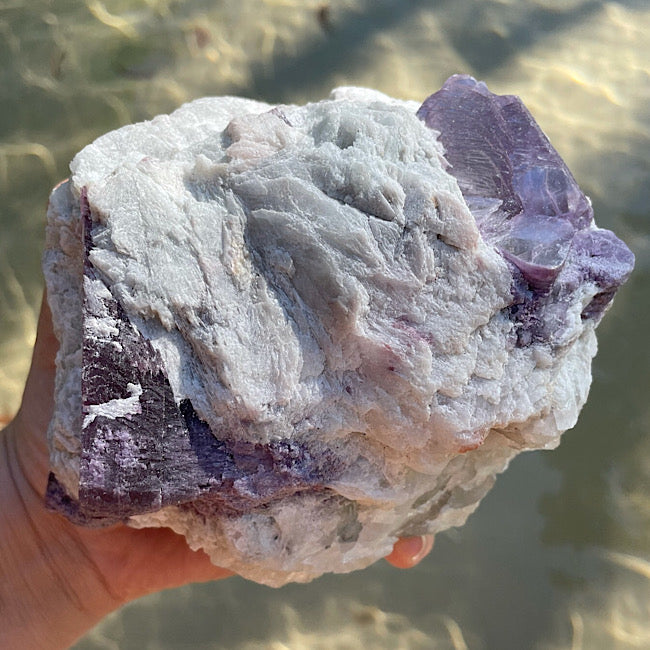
{"left": 81, "top": 525, "right": 234, "bottom": 602}
{"left": 14, "top": 290, "right": 58, "bottom": 468}
{"left": 384, "top": 535, "right": 434, "bottom": 569}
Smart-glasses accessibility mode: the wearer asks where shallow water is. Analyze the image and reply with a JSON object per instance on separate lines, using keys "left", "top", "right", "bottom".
{"left": 1, "top": 1, "right": 648, "bottom": 648}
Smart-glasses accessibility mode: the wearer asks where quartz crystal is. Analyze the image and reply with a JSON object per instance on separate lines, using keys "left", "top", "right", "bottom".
{"left": 43, "top": 76, "right": 634, "bottom": 586}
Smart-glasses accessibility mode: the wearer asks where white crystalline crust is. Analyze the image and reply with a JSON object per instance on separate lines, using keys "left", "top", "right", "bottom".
{"left": 44, "top": 88, "right": 597, "bottom": 586}
{"left": 44, "top": 180, "right": 83, "bottom": 498}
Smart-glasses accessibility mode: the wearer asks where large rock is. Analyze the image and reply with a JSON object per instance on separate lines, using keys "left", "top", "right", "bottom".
{"left": 43, "top": 76, "right": 634, "bottom": 586}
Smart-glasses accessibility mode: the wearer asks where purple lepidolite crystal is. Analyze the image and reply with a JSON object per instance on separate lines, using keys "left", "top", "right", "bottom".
{"left": 417, "top": 75, "right": 634, "bottom": 345}
{"left": 43, "top": 78, "right": 633, "bottom": 586}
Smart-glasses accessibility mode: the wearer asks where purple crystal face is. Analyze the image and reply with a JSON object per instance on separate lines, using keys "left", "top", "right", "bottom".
{"left": 417, "top": 75, "right": 634, "bottom": 344}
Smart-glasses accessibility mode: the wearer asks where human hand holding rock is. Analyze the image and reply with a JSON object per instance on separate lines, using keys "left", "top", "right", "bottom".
{"left": 0, "top": 294, "right": 433, "bottom": 650}
{"left": 3, "top": 72, "right": 632, "bottom": 647}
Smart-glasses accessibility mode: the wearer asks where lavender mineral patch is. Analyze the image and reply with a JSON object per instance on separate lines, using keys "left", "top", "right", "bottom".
{"left": 42, "top": 76, "right": 634, "bottom": 586}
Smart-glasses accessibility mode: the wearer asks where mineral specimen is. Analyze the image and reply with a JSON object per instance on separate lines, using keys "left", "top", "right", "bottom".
{"left": 43, "top": 75, "right": 634, "bottom": 586}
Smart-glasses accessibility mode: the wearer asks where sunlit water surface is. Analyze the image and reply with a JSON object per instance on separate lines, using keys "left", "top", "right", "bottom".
{"left": 1, "top": 1, "right": 648, "bottom": 648}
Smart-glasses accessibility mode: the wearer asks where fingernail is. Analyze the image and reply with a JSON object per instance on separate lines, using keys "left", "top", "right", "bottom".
{"left": 401, "top": 535, "right": 429, "bottom": 563}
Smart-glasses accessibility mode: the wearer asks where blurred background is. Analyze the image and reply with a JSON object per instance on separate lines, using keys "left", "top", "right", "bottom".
{"left": 1, "top": 0, "right": 648, "bottom": 648}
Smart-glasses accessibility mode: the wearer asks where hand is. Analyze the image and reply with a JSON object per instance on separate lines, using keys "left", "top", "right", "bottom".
{"left": 0, "top": 292, "right": 433, "bottom": 649}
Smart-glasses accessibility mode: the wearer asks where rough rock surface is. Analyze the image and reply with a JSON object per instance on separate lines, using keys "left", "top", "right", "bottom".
{"left": 43, "top": 75, "right": 634, "bottom": 586}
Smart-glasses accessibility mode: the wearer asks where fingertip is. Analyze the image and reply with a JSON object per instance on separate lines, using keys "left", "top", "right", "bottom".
{"left": 384, "top": 535, "right": 434, "bottom": 569}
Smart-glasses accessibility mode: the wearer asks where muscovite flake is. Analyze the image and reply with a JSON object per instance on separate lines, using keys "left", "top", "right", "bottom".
{"left": 43, "top": 76, "right": 634, "bottom": 586}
